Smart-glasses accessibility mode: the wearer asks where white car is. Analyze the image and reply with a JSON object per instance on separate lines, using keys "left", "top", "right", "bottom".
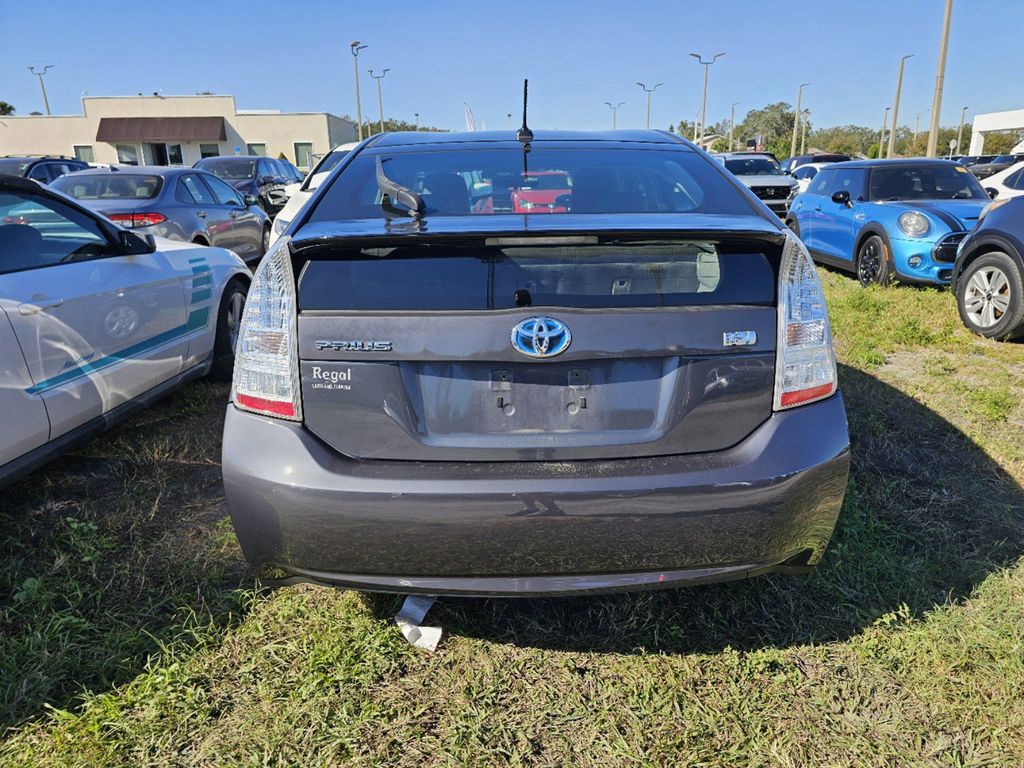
{"left": 0, "top": 174, "right": 251, "bottom": 487}
{"left": 791, "top": 162, "right": 834, "bottom": 194}
{"left": 977, "top": 160, "right": 1024, "bottom": 200}
{"left": 270, "top": 142, "right": 358, "bottom": 245}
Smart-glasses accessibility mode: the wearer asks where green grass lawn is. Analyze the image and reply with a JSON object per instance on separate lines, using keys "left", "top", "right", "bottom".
{"left": 2, "top": 268, "right": 1023, "bottom": 766}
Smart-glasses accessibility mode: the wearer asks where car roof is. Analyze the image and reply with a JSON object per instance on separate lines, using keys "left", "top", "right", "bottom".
{"left": 368, "top": 129, "right": 691, "bottom": 149}
{"left": 818, "top": 158, "right": 960, "bottom": 170}
{"left": 61, "top": 165, "right": 192, "bottom": 176}
{"left": 715, "top": 152, "right": 774, "bottom": 159}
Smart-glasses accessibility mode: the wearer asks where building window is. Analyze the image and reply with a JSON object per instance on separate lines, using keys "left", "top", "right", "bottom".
{"left": 294, "top": 142, "right": 313, "bottom": 170}
{"left": 73, "top": 145, "right": 95, "bottom": 163}
{"left": 199, "top": 143, "right": 220, "bottom": 159}
{"left": 247, "top": 143, "right": 267, "bottom": 156}
{"left": 167, "top": 144, "right": 183, "bottom": 165}
{"left": 116, "top": 144, "right": 140, "bottom": 165}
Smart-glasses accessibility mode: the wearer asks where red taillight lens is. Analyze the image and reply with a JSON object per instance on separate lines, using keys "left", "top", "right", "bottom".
{"left": 107, "top": 212, "right": 166, "bottom": 228}
{"left": 231, "top": 236, "right": 303, "bottom": 421}
{"left": 773, "top": 235, "right": 838, "bottom": 410}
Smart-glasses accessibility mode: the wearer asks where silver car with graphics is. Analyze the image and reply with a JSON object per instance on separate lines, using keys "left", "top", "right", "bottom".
{"left": 0, "top": 174, "right": 251, "bottom": 487}
{"left": 222, "top": 130, "right": 850, "bottom": 596}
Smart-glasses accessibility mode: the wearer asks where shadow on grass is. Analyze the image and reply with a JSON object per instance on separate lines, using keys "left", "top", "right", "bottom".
{"left": 363, "top": 363, "right": 1024, "bottom": 653}
{"left": 0, "top": 382, "right": 249, "bottom": 730}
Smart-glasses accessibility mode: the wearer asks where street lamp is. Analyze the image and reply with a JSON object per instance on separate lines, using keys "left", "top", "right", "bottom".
{"left": 368, "top": 68, "right": 389, "bottom": 135}
{"left": 888, "top": 54, "right": 914, "bottom": 159}
{"left": 913, "top": 109, "right": 930, "bottom": 155}
{"left": 879, "top": 106, "right": 891, "bottom": 159}
{"left": 956, "top": 106, "right": 968, "bottom": 156}
{"left": 604, "top": 100, "right": 625, "bottom": 129}
{"left": 636, "top": 82, "right": 662, "bottom": 130}
{"left": 28, "top": 65, "right": 54, "bottom": 116}
{"left": 927, "top": 0, "right": 955, "bottom": 157}
{"left": 689, "top": 52, "right": 725, "bottom": 145}
{"left": 790, "top": 83, "right": 809, "bottom": 158}
{"left": 350, "top": 42, "right": 368, "bottom": 141}
{"left": 414, "top": 112, "right": 420, "bottom": 130}
{"left": 730, "top": 101, "right": 739, "bottom": 151}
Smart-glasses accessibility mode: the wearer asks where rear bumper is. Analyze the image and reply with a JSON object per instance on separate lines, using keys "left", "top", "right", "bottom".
{"left": 222, "top": 394, "right": 850, "bottom": 596}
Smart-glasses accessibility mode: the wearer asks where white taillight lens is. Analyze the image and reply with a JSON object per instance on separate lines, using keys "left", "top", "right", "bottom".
{"left": 231, "top": 235, "right": 302, "bottom": 420}
{"left": 774, "top": 234, "right": 837, "bottom": 410}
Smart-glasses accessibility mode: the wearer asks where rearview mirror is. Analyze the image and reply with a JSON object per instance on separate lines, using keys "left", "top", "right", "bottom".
{"left": 986, "top": 187, "right": 999, "bottom": 199}
{"left": 831, "top": 190, "right": 852, "bottom": 207}
{"left": 118, "top": 230, "right": 156, "bottom": 255}
{"left": 243, "top": 193, "right": 258, "bottom": 206}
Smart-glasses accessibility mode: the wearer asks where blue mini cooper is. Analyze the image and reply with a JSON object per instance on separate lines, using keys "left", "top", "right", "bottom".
{"left": 786, "top": 159, "right": 992, "bottom": 286}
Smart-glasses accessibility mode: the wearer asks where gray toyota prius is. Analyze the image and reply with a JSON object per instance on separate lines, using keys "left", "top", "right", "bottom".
{"left": 222, "top": 129, "right": 850, "bottom": 596}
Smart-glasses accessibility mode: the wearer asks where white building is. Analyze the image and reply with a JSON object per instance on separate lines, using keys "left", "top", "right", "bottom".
{"left": 0, "top": 94, "right": 357, "bottom": 170}
{"left": 968, "top": 109, "right": 1024, "bottom": 154}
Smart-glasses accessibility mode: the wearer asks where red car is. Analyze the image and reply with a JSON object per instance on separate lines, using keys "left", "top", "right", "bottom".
{"left": 511, "top": 171, "right": 571, "bottom": 213}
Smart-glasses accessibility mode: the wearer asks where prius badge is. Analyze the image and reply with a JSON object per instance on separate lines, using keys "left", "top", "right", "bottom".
{"left": 511, "top": 317, "right": 571, "bottom": 358}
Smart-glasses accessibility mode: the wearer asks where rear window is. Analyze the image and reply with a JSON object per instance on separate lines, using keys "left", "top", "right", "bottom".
{"left": 197, "top": 158, "right": 257, "bottom": 180}
{"left": 298, "top": 241, "right": 775, "bottom": 311}
{"left": 306, "top": 147, "right": 756, "bottom": 220}
{"left": 52, "top": 174, "right": 163, "bottom": 200}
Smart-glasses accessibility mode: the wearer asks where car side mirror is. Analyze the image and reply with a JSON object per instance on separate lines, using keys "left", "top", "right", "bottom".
{"left": 831, "top": 190, "right": 852, "bottom": 207}
{"left": 243, "top": 193, "right": 258, "bottom": 206}
{"left": 117, "top": 230, "right": 156, "bottom": 255}
{"left": 986, "top": 187, "right": 999, "bottom": 199}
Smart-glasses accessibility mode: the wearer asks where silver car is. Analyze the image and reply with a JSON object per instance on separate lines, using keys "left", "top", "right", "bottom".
{"left": 714, "top": 152, "right": 799, "bottom": 217}
{"left": 0, "top": 173, "right": 251, "bottom": 487}
{"left": 222, "top": 130, "right": 850, "bottom": 597}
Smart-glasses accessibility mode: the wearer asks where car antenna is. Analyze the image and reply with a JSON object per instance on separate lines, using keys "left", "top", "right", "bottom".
{"left": 516, "top": 79, "right": 533, "bottom": 145}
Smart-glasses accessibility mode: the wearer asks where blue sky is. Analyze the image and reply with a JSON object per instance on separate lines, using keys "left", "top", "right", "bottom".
{"left": 0, "top": 0, "right": 1016, "bottom": 133}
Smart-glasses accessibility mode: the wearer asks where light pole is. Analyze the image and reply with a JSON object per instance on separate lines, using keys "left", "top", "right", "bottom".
{"left": 800, "top": 109, "right": 810, "bottom": 155}
{"left": 604, "top": 101, "right": 625, "bottom": 129}
{"left": 888, "top": 54, "right": 914, "bottom": 159}
{"left": 927, "top": 0, "right": 955, "bottom": 157}
{"left": 956, "top": 106, "right": 968, "bottom": 156}
{"left": 414, "top": 112, "right": 419, "bottom": 130}
{"left": 730, "top": 101, "right": 738, "bottom": 151}
{"left": 28, "top": 65, "right": 54, "bottom": 116}
{"left": 368, "top": 68, "right": 389, "bottom": 135}
{"left": 790, "top": 83, "right": 809, "bottom": 158}
{"left": 350, "top": 42, "right": 367, "bottom": 141}
{"left": 507, "top": 112, "right": 512, "bottom": 129}
{"left": 911, "top": 109, "right": 930, "bottom": 155}
{"left": 636, "top": 82, "right": 662, "bottom": 130}
{"left": 689, "top": 51, "right": 725, "bottom": 145}
{"left": 879, "top": 106, "right": 891, "bottom": 159}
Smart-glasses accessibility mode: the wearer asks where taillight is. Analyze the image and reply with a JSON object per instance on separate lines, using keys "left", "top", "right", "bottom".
{"left": 773, "top": 234, "right": 837, "bottom": 410}
{"left": 231, "top": 235, "right": 302, "bottom": 420}
{"left": 107, "top": 212, "right": 166, "bottom": 227}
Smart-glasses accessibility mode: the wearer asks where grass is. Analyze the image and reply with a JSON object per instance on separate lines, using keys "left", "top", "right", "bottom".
{"left": 2, "top": 269, "right": 1024, "bottom": 766}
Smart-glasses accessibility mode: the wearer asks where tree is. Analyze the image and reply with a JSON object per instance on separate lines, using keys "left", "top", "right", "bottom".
{"left": 343, "top": 116, "right": 447, "bottom": 135}
{"left": 734, "top": 102, "right": 797, "bottom": 158}
{"left": 977, "top": 129, "right": 1023, "bottom": 154}
{"left": 0, "top": 101, "right": 15, "bottom": 116}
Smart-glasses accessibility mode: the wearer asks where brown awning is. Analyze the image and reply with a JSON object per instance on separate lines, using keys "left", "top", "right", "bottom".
{"left": 96, "top": 116, "right": 226, "bottom": 142}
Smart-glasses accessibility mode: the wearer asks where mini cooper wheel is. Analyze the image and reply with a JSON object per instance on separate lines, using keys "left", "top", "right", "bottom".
{"left": 210, "top": 278, "right": 249, "bottom": 381}
{"left": 857, "top": 235, "right": 892, "bottom": 287}
{"left": 956, "top": 252, "right": 1024, "bottom": 340}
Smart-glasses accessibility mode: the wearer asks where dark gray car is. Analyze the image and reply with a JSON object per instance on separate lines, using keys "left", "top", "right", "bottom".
{"left": 53, "top": 166, "right": 270, "bottom": 264}
{"left": 222, "top": 130, "right": 850, "bottom": 597}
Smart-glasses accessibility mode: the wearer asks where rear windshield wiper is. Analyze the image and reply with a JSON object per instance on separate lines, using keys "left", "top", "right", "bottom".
{"left": 376, "top": 156, "right": 425, "bottom": 219}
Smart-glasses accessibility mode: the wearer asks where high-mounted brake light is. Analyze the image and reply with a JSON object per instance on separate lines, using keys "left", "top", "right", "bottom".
{"left": 107, "top": 212, "right": 167, "bottom": 227}
{"left": 774, "top": 234, "right": 837, "bottom": 410}
{"left": 231, "top": 236, "right": 303, "bottom": 420}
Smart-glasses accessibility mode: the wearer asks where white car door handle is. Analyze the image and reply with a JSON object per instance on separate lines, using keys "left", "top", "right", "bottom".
{"left": 18, "top": 297, "right": 64, "bottom": 315}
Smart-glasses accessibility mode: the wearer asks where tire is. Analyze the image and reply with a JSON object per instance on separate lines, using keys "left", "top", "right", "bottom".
{"left": 209, "top": 278, "right": 248, "bottom": 381}
{"left": 856, "top": 234, "right": 892, "bottom": 287}
{"left": 259, "top": 225, "right": 271, "bottom": 257}
{"left": 192, "top": 236, "right": 209, "bottom": 247}
{"left": 956, "top": 251, "right": 1024, "bottom": 340}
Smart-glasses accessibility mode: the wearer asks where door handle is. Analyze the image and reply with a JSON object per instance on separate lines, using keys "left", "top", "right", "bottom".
{"left": 19, "top": 297, "right": 64, "bottom": 315}
{"left": 196, "top": 210, "right": 207, "bottom": 219}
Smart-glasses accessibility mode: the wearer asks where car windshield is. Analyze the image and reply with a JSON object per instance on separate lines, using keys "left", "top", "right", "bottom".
{"left": 869, "top": 164, "right": 987, "bottom": 201}
{"left": 0, "top": 159, "right": 32, "bottom": 175}
{"left": 198, "top": 158, "right": 257, "bottom": 180}
{"left": 307, "top": 146, "right": 756, "bottom": 219}
{"left": 305, "top": 150, "right": 350, "bottom": 189}
{"left": 52, "top": 174, "right": 163, "bottom": 200}
{"left": 723, "top": 157, "right": 782, "bottom": 176}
